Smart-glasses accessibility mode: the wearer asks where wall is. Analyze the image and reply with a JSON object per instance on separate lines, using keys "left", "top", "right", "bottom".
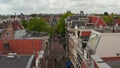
{"left": 14, "top": 30, "right": 26, "bottom": 39}
{"left": 1, "top": 23, "right": 14, "bottom": 38}
{"left": 0, "top": 39, "right": 43, "bottom": 55}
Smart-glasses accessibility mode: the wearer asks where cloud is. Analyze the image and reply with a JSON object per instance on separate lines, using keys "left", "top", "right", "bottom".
{"left": 0, "top": 0, "right": 13, "bottom": 4}
{"left": 0, "top": 0, "right": 120, "bottom": 14}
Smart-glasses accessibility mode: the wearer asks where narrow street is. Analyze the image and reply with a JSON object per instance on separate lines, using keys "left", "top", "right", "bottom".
{"left": 47, "top": 34, "right": 66, "bottom": 68}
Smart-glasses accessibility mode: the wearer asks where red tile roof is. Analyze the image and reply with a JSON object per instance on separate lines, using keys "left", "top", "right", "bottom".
{"left": 88, "top": 16, "right": 107, "bottom": 26}
{"left": 12, "top": 21, "right": 24, "bottom": 30}
{"left": 115, "top": 18, "right": 120, "bottom": 25}
{"left": 81, "top": 31, "right": 91, "bottom": 36}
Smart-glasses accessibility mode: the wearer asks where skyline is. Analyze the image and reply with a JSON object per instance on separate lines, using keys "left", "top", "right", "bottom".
{"left": 0, "top": 0, "right": 120, "bottom": 15}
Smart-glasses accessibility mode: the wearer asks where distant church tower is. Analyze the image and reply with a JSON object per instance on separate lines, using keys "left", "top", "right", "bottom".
{"left": 80, "top": 11, "right": 84, "bottom": 15}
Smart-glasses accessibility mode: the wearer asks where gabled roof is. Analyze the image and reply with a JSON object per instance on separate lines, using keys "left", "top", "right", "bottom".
{"left": 12, "top": 21, "right": 24, "bottom": 30}
{"left": 88, "top": 16, "right": 107, "bottom": 26}
{"left": 114, "top": 18, "right": 120, "bottom": 25}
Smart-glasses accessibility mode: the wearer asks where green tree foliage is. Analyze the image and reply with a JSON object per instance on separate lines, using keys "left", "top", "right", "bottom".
{"left": 21, "top": 20, "right": 27, "bottom": 28}
{"left": 102, "top": 13, "right": 115, "bottom": 25}
{"left": 29, "top": 14, "right": 37, "bottom": 17}
{"left": 104, "top": 12, "right": 109, "bottom": 16}
{"left": 103, "top": 16, "right": 112, "bottom": 25}
{"left": 56, "top": 11, "right": 74, "bottom": 34}
{"left": 27, "top": 17, "right": 52, "bottom": 35}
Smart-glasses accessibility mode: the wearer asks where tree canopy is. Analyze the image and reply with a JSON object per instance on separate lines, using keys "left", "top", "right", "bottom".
{"left": 21, "top": 20, "right": 27, "bottom": 28}
{"left": 102, "top": 13, "right": 115, "bottom": 25}
{"left": 55, "top": 11, "right": 74, "bottom": 34}
{"left": 104, "top": 12, "right": 109, "bottom": 16}
{"left": 22, "top": 17, "right": 53, "bottom": 35}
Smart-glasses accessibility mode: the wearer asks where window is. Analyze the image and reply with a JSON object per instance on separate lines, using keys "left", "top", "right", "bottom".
{"left": 77, "top": 31, "right": 80, "bottom": 38}
{"left": 6, "top": 32, "right": 10, "bottom": 36}
{"left": 3, "top": 42, "right": 10, "bottom": 51}
{"left": 77, "top": 53, "right": 82, "bottom": 64}
{"left": 87, "top": 33, "right": 100, "bottom": 51}
{"left": 73, "top": 32, "right": 75, "bottom": 36}
{"left": 84, "top": 50, "right": 88, "bottom": 60}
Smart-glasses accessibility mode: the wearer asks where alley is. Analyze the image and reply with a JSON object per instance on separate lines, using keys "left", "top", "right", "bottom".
{"left": 47, "top": 34, "right": 66, "bottom": 68}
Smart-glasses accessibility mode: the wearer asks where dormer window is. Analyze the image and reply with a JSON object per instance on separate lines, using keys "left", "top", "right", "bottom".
{"left": 87, "top": 33, "right": 100, "bottom": 51}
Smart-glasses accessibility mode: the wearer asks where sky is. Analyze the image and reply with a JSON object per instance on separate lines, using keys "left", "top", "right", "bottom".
{"left": 0, "top": 0, "right": 120, "bottom": 15}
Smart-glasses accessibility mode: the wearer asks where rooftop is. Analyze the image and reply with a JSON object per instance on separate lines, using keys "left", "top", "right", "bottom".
{"left": 105, "top": 60, "right": 120, "bottom": 68}
{"left": 87, "top": 30, "right": 120, "bottom": 57}
{"left": 66, "top": 15, "right": 87, "bottom": 22}
{"left": 0, "top": 55, "right": 33, "bottom": 68}
{"left": 94, "top": 26, "right": 120, "bottom": 33}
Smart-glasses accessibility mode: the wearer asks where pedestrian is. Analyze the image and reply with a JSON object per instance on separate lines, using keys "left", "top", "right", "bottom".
{"left": 54, "top": 59, "right": 57, "bottom": 62}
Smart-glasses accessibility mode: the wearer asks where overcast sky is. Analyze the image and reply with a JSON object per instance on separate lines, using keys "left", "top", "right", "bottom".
{"left": 0, "top": 0, "right": 120, "bottom": 15}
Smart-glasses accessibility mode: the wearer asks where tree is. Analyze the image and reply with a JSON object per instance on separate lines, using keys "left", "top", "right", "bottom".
{"left": 110, "top": 13, "right": 115, "bottom": 24}
{"left": 103, "top": 16, "right": 111, "bottom": 25}
{"left": 21, "top": 20, "right": 27, "bottom": 28}
{"left": 55, "top": 11, "right": 74, "bottom": 34}
{"left": 104, "top": 12, "right": 109, "bottom": 16}
{"left": 27, "top": 17, "right": 52, "bottom": 35}
{"left": 102, "top": 12, "right": 115, "bottom": 25}
{"left": 29, "top": 14, "right": 37, "bottom": 17}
